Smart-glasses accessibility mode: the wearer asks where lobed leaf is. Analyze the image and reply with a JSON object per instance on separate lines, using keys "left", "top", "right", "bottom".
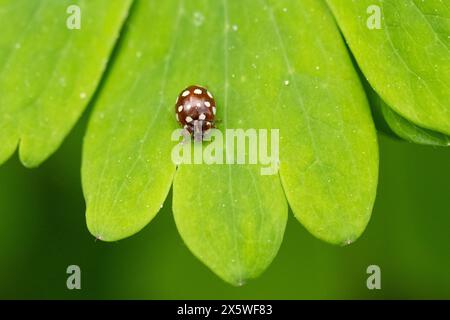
{"left": 170, "top": 0, "right": 291, "bottom": 285}
{"left": 0, "top": 0, "right": 132, "bottom": 167}
{"left": 83, "top": 0, "right": 379, "bottom": 284}
{"left": 264, "top": 0, "right": 378, "bottom": 245}
{"left": 82, "top": 0, "right": 180, "bottom": 241}
{"left": 327, "top": 0, "right": 450, "bottom": 135}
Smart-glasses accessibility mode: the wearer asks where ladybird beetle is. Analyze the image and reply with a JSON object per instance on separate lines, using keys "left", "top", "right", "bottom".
{"left": 175, "top": 85, "right": 216, "bottom": 139}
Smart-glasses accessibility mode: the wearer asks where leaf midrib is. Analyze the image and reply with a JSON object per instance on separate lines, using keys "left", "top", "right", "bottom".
{"left": 223, "top": 0, "right": 244, "bottom": 283}
{"left": 105, "top": 1, "right": 184, "bottom": 223}
{"left": 264, "top": 0, "right": 349, "bottom": 223}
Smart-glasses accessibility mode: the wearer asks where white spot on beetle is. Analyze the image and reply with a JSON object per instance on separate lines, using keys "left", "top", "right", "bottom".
{"left": 204, "top": 101, "right": 211, "bottom": 107}
{"left": 207, "top": 91, "right": 213, "bottom": 98}
{"left": 212, "top": 107, "right": 216, "bottom": 115}
{"left": 178, "top": 105, "right": 183, "bottom": 112}
{"left": 199, "top": 113, "right": 206, "bottom": 120}
{"left": 194, "top": 88, "right": 202, "bottom": 94}
{"left": 182, "top": 90, "right": 190, "bottom": 97}
{"left": 186, "top": 116, "right": 193, "bottom": 123}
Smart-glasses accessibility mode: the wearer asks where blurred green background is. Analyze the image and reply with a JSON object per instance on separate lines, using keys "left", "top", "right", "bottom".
{"left": 0, "top": 109, "right": 449, "bottom": 299}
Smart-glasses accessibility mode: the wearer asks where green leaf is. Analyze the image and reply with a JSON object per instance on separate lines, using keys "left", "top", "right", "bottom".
{"left": 173, "top": 0, "right": 377, "bottom": 282}
{"left": 170, "top": 0, "right": 292, "bottom": 285}
{"left": 82, "top": 0, "right": 288, "bottom": 284}
{"left": 83, "top": 0, "right": 378, "bottom": 284}
{"left": 372, "top": 90, "right": 450, "bottom": 146}
{"left": 361, "top": 66, "right": 450, "bottom": 146}
{"left": 0, "top": 0, "right": 132, "bottom": 167}
{"left": 82, "top": 0, "right": 179, "bottom": 241}
{"left": 327, "top": 0, "right": 450, "bottom": 135}
{"left": 174, "top": 162, "right": 288, "bottom": 286}
{"left": 271, "top": 0, "right": 378, "bottom": 245}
